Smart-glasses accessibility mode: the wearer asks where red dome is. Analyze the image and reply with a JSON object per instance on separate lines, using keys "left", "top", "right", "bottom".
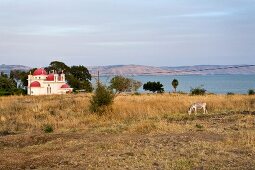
{"left": 61, "top": 84, "right": 70, "bottom": 88}
{"left": 46, "top": 74, "right": 54, "bottom": 81}
{"left": 30, "top": 81, "right": 41, "bottom": 87}
{"left": 33, "top": 68, "right": 48, "bottom": 76}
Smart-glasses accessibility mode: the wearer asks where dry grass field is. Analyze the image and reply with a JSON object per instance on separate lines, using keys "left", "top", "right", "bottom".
{"left": 0, "top": 93, "right": 255, "bottom": 169}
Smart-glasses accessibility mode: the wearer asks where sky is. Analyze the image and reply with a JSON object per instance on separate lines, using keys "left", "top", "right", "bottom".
{"left": 0, "top": 0, "right": 255, "bottom": 67}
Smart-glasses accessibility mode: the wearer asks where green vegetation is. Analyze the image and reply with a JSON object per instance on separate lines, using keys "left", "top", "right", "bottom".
{"left": 42, "top": 124, "right": 54, "bottom": 133}
{"left": 109, "top": 75, "right": 142, "bottom": 94}
{"left": 195, "top": 124, "right": 203, "bottom": 129}
{"left": 90, "top": 83, "right": 115, "bottom": 114}
{"left": 190, "top": 86, "right": 206, "bottom": 95}
{"left": 248, "top": 89, "right": 255, "bottom": 95}
{"left": 0, "top": 72, "right": 26, "bottom": 96}
{"left": 143, "top": 81, "right": 164, "bottom": 93}
{"left": 171, "top": 79, "right": 179, "bottom": 92}
{"left": 10, "top": 70, "right": 29, "bottom": 88}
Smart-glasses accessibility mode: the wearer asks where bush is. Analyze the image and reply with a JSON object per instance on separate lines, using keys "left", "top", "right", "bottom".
{"left": 43, "top": 124, "right": 54, "bottom": 133}
{"left": 248, "top": 89, "right": 255, "bottom": 95}
{"left": 227, "top": 92, "right": 234, "bottom": 95}
{"left": 190, "top": 86, "right": 206, "bottom": 95}
{"left": 195, "top": 124, "right": 203, "bottom": 129}
{"left": 90, "top": 83, "right": 115, "bottom": 114}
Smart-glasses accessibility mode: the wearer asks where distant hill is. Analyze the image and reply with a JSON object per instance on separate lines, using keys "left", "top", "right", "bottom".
{"left": 161, "top": 65, "right": 255, "bottom": 75}
{"left": 88, "top": 64, "right": 255, "bottom": 76}
{"left": 1, "top": 64, "right": 255, "bottom": 76}
{"left": 0, "top": 64, "right": 31, "bottom": 74}
{"left": 88, "top": 65, "right": 171, "bottom": 76}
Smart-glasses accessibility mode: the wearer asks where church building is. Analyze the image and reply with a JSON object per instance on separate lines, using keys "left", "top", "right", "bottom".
{"left": 27, "top": 68, "right": 73, "bottom": 95}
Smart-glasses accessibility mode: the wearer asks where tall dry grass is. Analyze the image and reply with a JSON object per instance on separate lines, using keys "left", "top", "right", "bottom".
{"left": 0, "top": 93, "right": 254, "bottom": 133}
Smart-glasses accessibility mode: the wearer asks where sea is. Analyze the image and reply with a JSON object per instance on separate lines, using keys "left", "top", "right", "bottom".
{"left": 95, "top": 74, "right": 255, "bottom": 94}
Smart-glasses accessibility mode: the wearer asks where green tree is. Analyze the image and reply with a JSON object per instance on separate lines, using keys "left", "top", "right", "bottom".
{"left": 171, "top": 79, "right": 179, "bottom": 92}
{"left": 0, "top": 72, "right": 8, "bottom": 78}
{"left": 46, "top": 61, "right": 70, "bottom": 74}
{"left": 130, "top": 79, "right": 143, "bottom": 92}
{"left": 69, "top": 65, "right": 92, "bottom": 92}
{"left": 0, "top": 74, "right": 19, "bottom": 96}
{"left": 10, "top": 70, "right": 29, "bottom": 88}
{"left": 109, "top": 76, "right": 142, "bottom": 93}
{"left": 67, "top": 75, "right": 93, "bottom": 92}
{"left": 143, "top": 81, "right": 164, "bottom": 93}
{"left": 110, "top": 76, "right": 131, "bottom": 93}
{"left": 70, "top": 65, "right": 91, "bottom": 81}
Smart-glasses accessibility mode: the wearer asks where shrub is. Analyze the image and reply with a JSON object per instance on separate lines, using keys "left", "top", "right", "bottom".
{"left": 248, "top": 89, "right": 255, "bottom": 95}
{"left": 190, "top": 86, "right": 206, "bottom": 95}
{"left": 227, "top": 92, "right": 234, "bottom": 95}
{"left": 90, "top": 83, "right": 115, "bottom": 114}
{"left": 43, "top": 124, "right": 54, "bottom": 133}
{"left": 195, "top": 124, "right": 203, "bottom": 129}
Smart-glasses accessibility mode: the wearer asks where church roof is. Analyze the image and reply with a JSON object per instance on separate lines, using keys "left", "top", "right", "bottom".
{"left": 33, "top": 68, "right": 48, "bottom": 76}
{"left": 46, "top": 74, "right": 54, "bottom": 81}
{"left": 61, "top": 84, "right": 70, "bottom": 88}
{"left": 30, "top": 81, "right": 41, "bottom": 87}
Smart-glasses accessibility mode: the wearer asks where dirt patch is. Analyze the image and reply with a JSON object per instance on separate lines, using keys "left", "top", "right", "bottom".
{"left": 0, "top": 129, "right": 251, "bottom": 170}
{"left": 0, "top": 132, "right": 57, "bottom": 148}
{"left": 0, "top": 112, "right": 255, "bottom": 169}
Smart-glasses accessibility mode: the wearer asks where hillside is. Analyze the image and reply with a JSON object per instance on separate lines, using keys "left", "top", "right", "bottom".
{"left": 88, "top": 65, "right": 171, "bottom": 76}
{"left": 88, "top": 64, "right": 255, "bottom": 76}
{"left": 0, "top": 64, "right": 31, "bottom": 74}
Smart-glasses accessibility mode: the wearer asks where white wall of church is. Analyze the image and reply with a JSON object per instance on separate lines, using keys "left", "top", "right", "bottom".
{"left": 27, "top": 71, "right": 72, "bottom": 96}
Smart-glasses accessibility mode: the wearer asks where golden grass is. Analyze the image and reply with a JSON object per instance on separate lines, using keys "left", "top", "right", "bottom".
{"left": 0, "top": 93, "right": 254, "bottom": 133}
{"left": 1, "top": 93, "right": 255, "bottom": 169}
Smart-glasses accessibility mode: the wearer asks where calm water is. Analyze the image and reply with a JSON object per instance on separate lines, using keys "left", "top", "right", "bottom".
{"left": 95, "top": 75, "right": 255, "bottom": 94}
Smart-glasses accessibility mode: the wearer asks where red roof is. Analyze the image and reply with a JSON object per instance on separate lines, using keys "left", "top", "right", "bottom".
{"left": 30, "top": 81, "right": 41, "bottom": 87}
{"left": 33, "top": 68, "right": 48, "bottom": 76}
{"left": 46, "top": 74, "right": 54, "bottom": 81}
{"left": 61, "top": 84, "right": 70, "bottom": 88}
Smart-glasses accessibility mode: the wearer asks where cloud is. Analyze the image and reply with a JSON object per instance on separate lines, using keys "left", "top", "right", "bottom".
{"left": 15, "top": 25, "right": 98, "bottom": 36}
{"left": 178, "top": 11, "right": 233, "bottom": 18}
{"left": 0, "top": 0, "right": 254, "bottom": 66}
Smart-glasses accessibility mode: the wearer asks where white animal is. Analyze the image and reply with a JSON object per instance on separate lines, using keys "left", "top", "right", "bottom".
{"left": 188, "top": 102, "right": 207, "bottom": 115}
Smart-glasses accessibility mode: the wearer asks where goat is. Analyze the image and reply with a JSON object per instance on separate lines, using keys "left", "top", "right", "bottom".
{"left": 188, "top": 102, "right": 207, "bottom": 115}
